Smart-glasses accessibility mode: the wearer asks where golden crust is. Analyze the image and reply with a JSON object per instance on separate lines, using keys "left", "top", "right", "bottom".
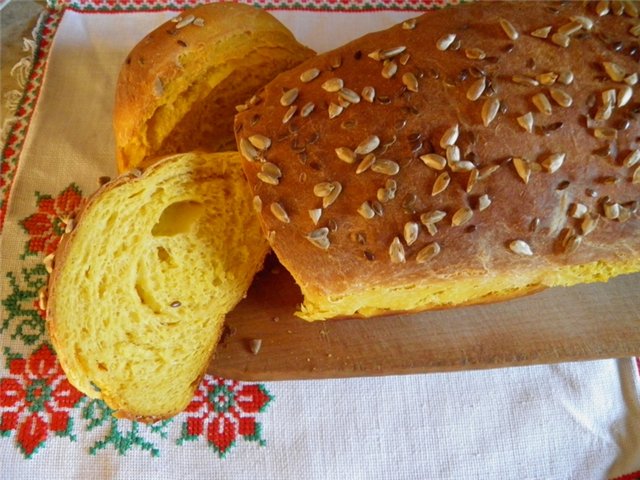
{"left": 235, "top": 1, "right": 640, "bottom": 320}
{"left": 114, "top": 2, "right": 314, "bottom": 172}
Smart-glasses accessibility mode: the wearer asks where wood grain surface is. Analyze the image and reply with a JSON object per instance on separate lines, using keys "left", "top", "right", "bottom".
{"left": 209, "top": 254, "right": 640, "bottom": 380}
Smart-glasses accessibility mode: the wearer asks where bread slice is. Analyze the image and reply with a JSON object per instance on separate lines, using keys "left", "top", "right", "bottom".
{"left": 46, "top": 151, "right": 269, "bottom": 421}
{"left": 234, "top": 1, "right": 640, "bottom": 321}
{"left": 113, "top": 2, "right": 315, "bottom": 173}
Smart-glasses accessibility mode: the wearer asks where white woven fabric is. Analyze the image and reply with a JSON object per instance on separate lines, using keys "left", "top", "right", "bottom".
{"left": 1, "top": 8, "right": 639, "bottom": 479}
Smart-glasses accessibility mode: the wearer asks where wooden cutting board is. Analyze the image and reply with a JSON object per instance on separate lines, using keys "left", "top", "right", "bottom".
{"left": 209, "top": 254, "right": 640, "bottom": 380}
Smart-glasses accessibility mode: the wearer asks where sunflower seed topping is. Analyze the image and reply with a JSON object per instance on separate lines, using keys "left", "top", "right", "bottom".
{"left": 440, "top": 123, "right": 459, "bottom": 148}
{"left": 248, "top": 134, "right": 271, "bottom": 151}
{"left": 451, "top": 160, "right": 475, "bottom": 172}
{"left": 581, "top": 214, "right": 599, "bottom": 235}
{"left": 509, "top": 239, "right": 533, "bottom": 256}
{"left": 499, "top": 18, "right": 519, "bottom": 40}
{"left": 541, "top": 153, "right": 565, "bottom": 173}
{"left": 603, "top": 62, "right": 626, "bottom": 81}
{"left": 596, "top": 0, "right": 610, "bottom": 16}
{"left": 513, "top": 157, "right": 532, "bottom": 183}
{"left": 420, "top": 210, "right": 447, "bottom": 226}
{"left": 558, "top": 20, "right": 583, "bottom": 36}
{"left": 270, "top": 202, "right": 290, "bottom": 223}
{"left": 399, "top": 53, "right": 411, "bottom": 65}
{"left": 257, "top": 162, "right": 282, "bottom": 185}
{"left": 569, "top": 202, "right": 588, "bottom": 219}
{"left": 537, "top": 72, "right": 558, "bottom": 85}
{"left": 175, "top": 15, "right": 195, "bottom": 29}
{"left": 452, "top": 207, "right": 473, "bottom": 227}
{"left": 479, "top": 164, "right": 501, "bottom": 179}
{"left": 627, "top": 2, "right": 640, "bottom": 18}
{"left": 282, "top": 105, "right": 297, "bottom": 123}
{"left": 550, "top": 88, "right": 573, "bottom": 107}
{"left": 402, "top": 18, "right": 417, "bottom": 29}
{"left": 322, "top": 78, "right": 344, "bottom": 92}
{"left": 466, "top": 77, "right": 486, "bottom": 101}
{"left": 593, "top": 127, "right": 618, "bottom": 140}
{"left": 531, "top": 26, "right": 552, "bottom": 38}
{"left": 631, "top": 23, "right": 640, "bottom": 37}
{"left": 551, "top": 32, "right": 571, "bottom": 48}
{"left": 309, "top": 208, "right": 322, "bottom": 225}
{"left": 465, "top": 47, "right": 487, "bottom": 60}
{"left": 558, "top": 70, "right": 574, "bottom": 85}
{"left": 482, "top": 97, "right": 500, "bottom": 126}
{"left": 300, "top": 102, "right": 315, "bottom": 117}
{"left": 38, "top": 288, "right": 47, "bottom": 311}
{"left": 632, "top": 165, "right": 640, "bottom": 184}
{"left": 252, "top": 195, "right": 262, "bottom": 213}
{"left": 355, "top": 135, "right": 380, "bottom": 155}
{"left": 372, "top": 159, "right": 400, "bottom": 176}
{"left": 382, "top": 60, "right": 398, "bottom": 79}
{"left": 517, "top": 112, "right": 535, "bottom": 133}
{"left": 402, "top": 72, "right": 419, "bottom": 92}
{"left": 416, "top": 242, "right": 441, "bottom": 263}
{"left": 388, "top": 237, "right": 406, "bottom": 263}
{"left": 335, "top": 147, "right": 356, "bottom": 164}
{"left": 300, "top": 68, "right": 320, "bottom": 83}
{"left": 239, "top": 138, "right": 259, "bottom": 161}
{"left": 446, "top": 145, "right": 461, "bottom": 165}
{"left": 323, "top": 181, "right": 342, "bottom": 208}
{"left": 512, "top": 75, "right": 540, "bottom": 87}
{"left": 358, "top": 201, "right": 376, "bottom": 219}
{"left": 314, "top": 182, "right": 335, "bottom": 197}
{"left": 623, "top": 149, "right": 640, "bottom": 167}
{"left": 362, "top": 86, "right": 376, "bottom": 103}
{"left": 404, "top": 222, "right": 420, "bottom": 246}
{"left": 436, "top": 33, "right": 456, "bottom": 51}
{"left": 466, "top": 168, "right": 479, "bottom": 193}
{"left": 43, "top": 253, "right": 55, "bottom": 274}
{"left": 307, "top": 228, "right": 330, "bottom": 250}
{"left": 604, "top": 201, "right": 621, "bottom": 219}
{"left": 617, "top": 85, "right": 633, "bottom": 107}
{"left": 478, "top": 194, "right": 492, "bottom": 211}
{"left": 571, "top": 15, "right": 594, "bottom": 30}
{"left": 420, "top": 153, "right": 447, "bottom": 170}
{"left": 379, "top": 46, "right": 407, "bottom": 59}
{"left": 563, "top": 234, "right": 582, "bottom": 254}
{"left": 337, "top": 88, "right": 360, "bottom": 104}
{"left": 328, "top": 103, "right": 344, "bottom": 119}
{"left": 532, "top": 92, "right": 553, "bottom": 115}
{"left": 356, "top": 154, "right": 376, "bottom": 174}
{"left": 280, "top": 88, "right": 299, "bottom": 107}
{"left": 432, "top": 171, "right": 451, "bottom": 196}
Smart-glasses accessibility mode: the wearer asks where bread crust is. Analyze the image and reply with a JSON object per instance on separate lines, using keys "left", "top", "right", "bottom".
{"left": 114, "top": 2, "right": 315, "bottom": 172}
{"left": 235, "top": 1, "right": 640, "bottom": 319}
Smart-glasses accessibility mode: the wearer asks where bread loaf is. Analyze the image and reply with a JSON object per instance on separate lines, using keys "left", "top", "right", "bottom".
{"left": 235, "top": 1, "right": 640, "bottom": 321}
{"left": 47, "top": 152, "right": 269, "bottom": 421}
{"left": 114, "top": 2, "right": 315, "bottom": 172}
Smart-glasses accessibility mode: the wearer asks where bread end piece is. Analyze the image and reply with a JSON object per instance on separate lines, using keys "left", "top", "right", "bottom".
{"left": 47, "top": 151, "right": 269, "bottom": 421}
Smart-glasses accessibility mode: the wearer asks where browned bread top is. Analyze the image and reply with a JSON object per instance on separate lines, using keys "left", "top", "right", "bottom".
{"left": 235, "top": 1, "right": 640, "bottom": 319}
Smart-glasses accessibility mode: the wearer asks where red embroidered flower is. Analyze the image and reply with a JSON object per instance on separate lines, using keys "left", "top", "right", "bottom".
{"left": 0, "top": 344, "right": 83, "bottom": 457}
{"left": 20, "top": 184, "right": 83, "bottom": 257}
{"left": 179, "top": 376, "right": 272, "bottom": 456}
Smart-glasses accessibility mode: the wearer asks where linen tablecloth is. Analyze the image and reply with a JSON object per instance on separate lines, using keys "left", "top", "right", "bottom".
{"left": 1, "top": 1, "right": 640, "bottom": 478}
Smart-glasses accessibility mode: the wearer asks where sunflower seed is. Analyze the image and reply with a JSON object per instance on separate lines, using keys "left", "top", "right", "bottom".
{"left": 568, "top": 202, "right": 588, "bottom": 219}
{"left": 558, "top": 20, "right": 583, "bottom": 36}
{"left": 603, "top": 62, "right": 626, "bottom": 81}
{"left": 309, "top": 208, "right": 322, "bottom": 225}
{"left": 466, "top": 168, "right": 479, "bottom": 193}
{"left": 595, "top": 103, "right": 614, "bottom": 121}
{"left": 604, "top": 201, "right": 621, "bottom": 219}
{"left": 532, "top": 92, "right": 552, "bottom": 115}
{"left": 509, "top": 239, "right": 533, "bottom": 256}
{"left": 558, "top": 71, "right": 574, "bottom": 85}
{"left": 541, "top": 153, "right": 565, "bottom": 173}
{"left": 323, "top": 78, "right": 345, "bottom": 93}
{"left": 382, "top": 61, "right": 398, "bottom": 79}
{"left": 563, "top": 234, "right": 582, "bottom": 254}
{"left": 416, "top": 242, "right": 441, "bottom": 263}
{"left": 420, "top": 153, "right": 447, "bottom": 170}
{"left": 465, "top": 47, "right": 486, "bottom": 60}
{"left": 436, "top": 33, "right": 456, "bottom": 51}
{"left": 432, "top": 172, "right": 451, "bottom": 196}
{"left": 300, "top": 102, "right": 316, "bottom": 118}
{"left": 446, "top": 145, "right": 461, "bottom": 165}
{"left": 257, "top": 172, "right": 278, "bottom": 185}
{"left": 440, "top": 123, "right": 459, "bottom": 148}
{"left": 478, "top": 194, "right": 492, "bottom": 211}
{"left": 355, "top": 135, "right": 380, "bottom": 155}
{"left": 537, "top": 72, "right": 558, "bottom": 85}
{"left": 531, "top": 26, "right": 552, "bottom": 38}
{"left": 175, "top": 15, "right": 195, "bottom": 29}
{"left": 43, "top": 253, "right": 55, "bottom": 274}
{"left": 623, "top": 149, "right": 640, "bottom": 167}
{"left": 467, "top": 77, "right": 486, "bottom": 101}
{"left": 513, "top": 157, "right": 532, "bottom": 183}
{"left": 282, "top": 105, "right": 297, "bottom": 123}
{"left": 549, "top": 88, "right": 573, "bottom": 107}
{"left": 581, "top": 214, "right": 599, "bottom": 235}
{"left": 617, "top": 85, "right": 633, "bottom": 107}
{"left": 481, "top": 97, "right": 500, "bottom": 126}
{"left": 479, "top": 164, "right": 500, "bottom": 180}
{"left": 239, "top": 138, "right": 259, "bottom": 161}
{"left": 328, "top": 103, "right": 344, "bottom": 119}
{"left": 399, "top": 53, "right": 411, "bottom": 65}
{"left": 402, "top": 72, "right": 419, "bottom": 92}
{"left": 388, "top": 237, "right": 406, "bottom": 263}
{"left": 252, "top": 195, "right": 263, "bottom": 213}
{"left": 551, "top": 32, "right": 570, "bottom": 47}
{"left": 420, "top": 210, "right": 447, "bottom": 225}
{"left": 371, "top": 159, "right": 400, "bottom": 176}
{"left": 362, "top": 86, "right": 376, "bottom": 103}
{"left": 38, "top": 288, "right": 47, "bottom": 311}
{"left": 300, "top": 68, "right": 320, "bottom": 83}
{"left": 512, "top": 75, "right": 539, "bottom": 87}
{"left": 451, "top": 207, "right": 473, "bottom": 227}
{"left": 593, "top": 127, "right": 618, "bottom": 140}
{"left": 248, "top": 134, "right": 271, "bottom": 151}
{"left": 631, "top": 23, "right": 640, "bottom": 37}
{"left": 571, "top": 15, "right": 594, "bottom": 30}
{"left": 403, "top": 222, "right": 420, "bottom": 246}
{"left": 596, "top": 0, "right": 610, "bottom": 15}
{"left": 380, "top": 46, "right": 407, "bottom": 59}
{"left": 337, "top": 96, "right": 351, "bottom": 109}
{"left": 451, "top": 160, "right": 475, "bottom": 172}
{"left": 280, "top": 88, "right": 299, "bottom": 107}
{"left": 624, "top": 0, "right": 639, "bottom": 17}
{"left": 314, "top": 182, "right": 335, "bottom": 197}
{"left": 323, "top": 182, "right": 343, "bottom": 208}
{"left": 402, "top": 18, "right": 417, "bottom": 29}
{"left": 270, "top": 202, "right": 290, "bottom": 223}
{"left": 517, "top": 112, "right": 535, "bottom": 133}
{"left": 368, "top": 49, "right": 382, "bottom": 61}
{"left": 307, "top": 228, "right": 330, "bottom": 250}
{"left": 632, "top": 165, "right": 640, "bottom": 184}
{"left": 499, "top": 18, "right": 519, "bottom": 40}
{"left": 358, "top": 201, "right": 375, "bottom": 219}
{"left": 356, "top": 154, "right": 376, "bottom": 174}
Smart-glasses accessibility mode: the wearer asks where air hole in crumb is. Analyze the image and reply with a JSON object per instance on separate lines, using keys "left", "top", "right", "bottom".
{"left": 152, "top": 201, "right": 204, "bottom": 236}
